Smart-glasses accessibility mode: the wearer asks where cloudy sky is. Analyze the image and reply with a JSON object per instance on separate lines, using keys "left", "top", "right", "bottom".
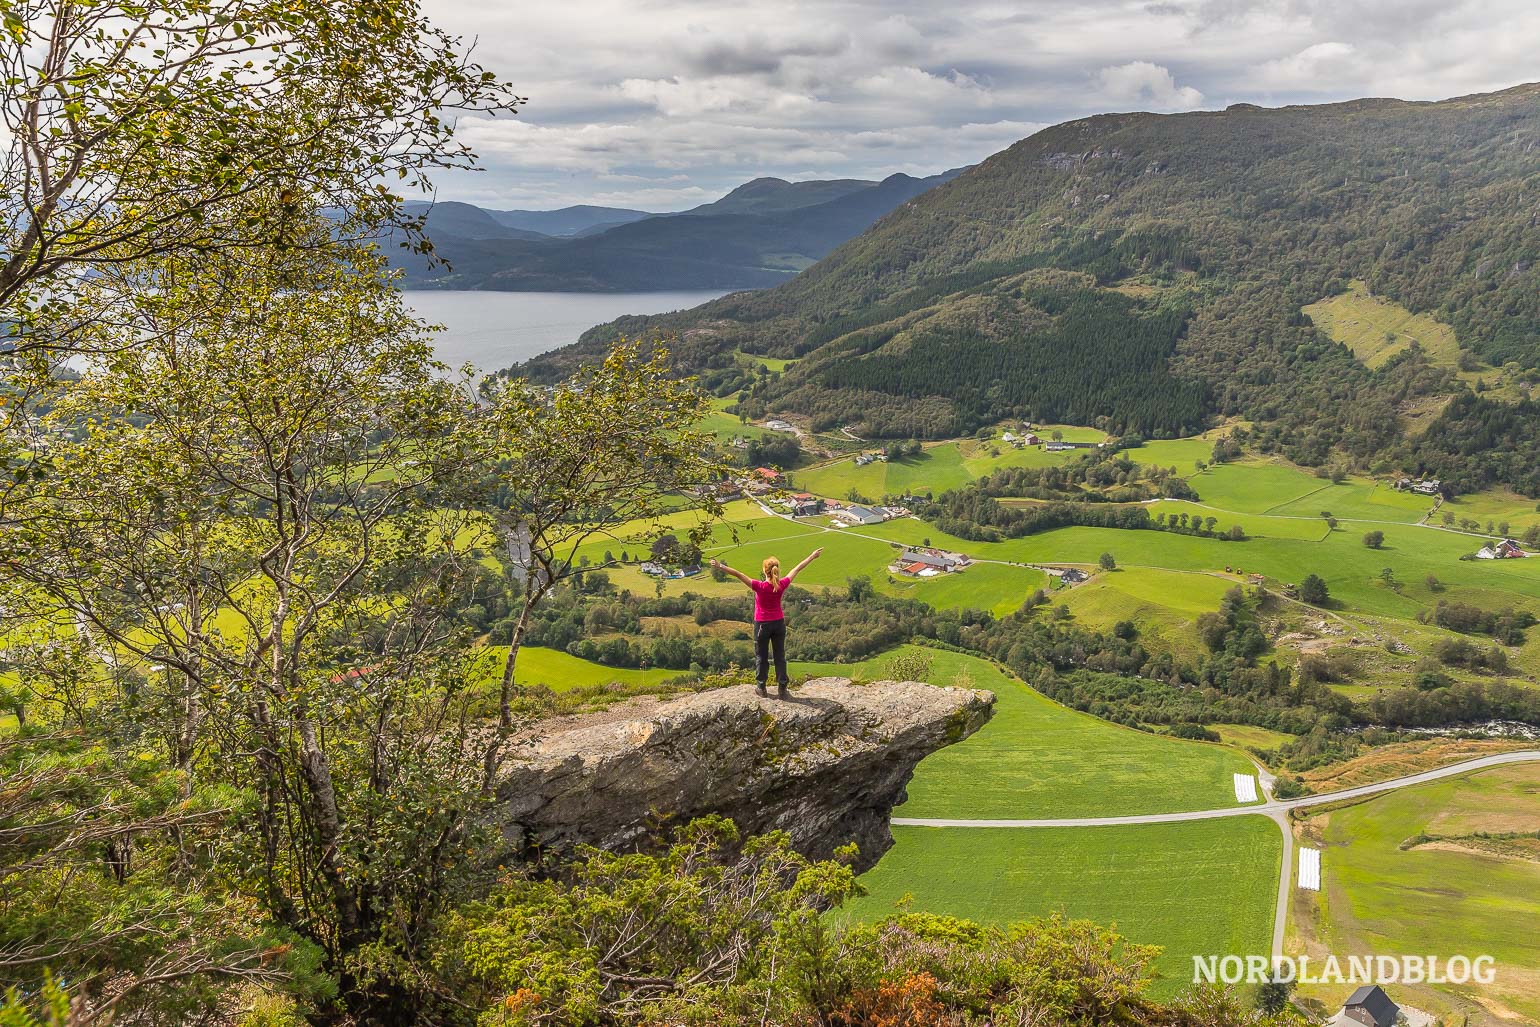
{"left": 417, "top": 0, "right": 1538, "bottom": 212}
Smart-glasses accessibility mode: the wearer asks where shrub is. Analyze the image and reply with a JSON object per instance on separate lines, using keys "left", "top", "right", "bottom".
{"left": 886, "top": 648, "right": 935, "bottom": 682}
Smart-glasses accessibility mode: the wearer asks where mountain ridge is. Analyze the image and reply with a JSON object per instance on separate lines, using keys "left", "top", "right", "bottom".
{"left": 518, "top": 82, "right": 1540, "bottom": 489}
{"left": 392, "top": 168, "right": 965, "bottom": 291}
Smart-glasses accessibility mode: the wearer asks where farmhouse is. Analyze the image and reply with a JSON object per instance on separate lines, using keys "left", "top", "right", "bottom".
{"left": 789, "top": 494, "right": 824, "bottom": 517}
{"left": 1396, "top": 477, "right": 1442, "bottom": 495}
{"left": 640, "top": 561, "right": 700, "bottom": 580}
{"left": 1476, "top": 538, "right": 1528, "bottom": 559}
{"left": 1331, "top": 986, "right": 1399, "bottom": 1027}
{"left": 853, "top": 451, "right": 887, "bottom": 466}
{"left": 1059, "top": 568, "right": 1089, "bottom": 584}
{"left": 833, "top": 504, "right": 886, "bottom": 526}
{"left": 764, "top": 418, "right": 796, "bottom": 433}
{"left": 1020, "top": 432, "right": 1041, "bottom": 446}
{"left": 898, "top": 548, "right": 967, "bottom": 573}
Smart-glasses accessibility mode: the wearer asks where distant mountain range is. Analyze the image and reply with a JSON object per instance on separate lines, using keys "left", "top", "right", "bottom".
{"left": 391, "top": 170, "right": 965, "bottom": 292}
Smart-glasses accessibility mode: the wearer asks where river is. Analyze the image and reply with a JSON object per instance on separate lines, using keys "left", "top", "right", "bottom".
{"left": 401, "top": 290, "right": 731, "bottom": 374}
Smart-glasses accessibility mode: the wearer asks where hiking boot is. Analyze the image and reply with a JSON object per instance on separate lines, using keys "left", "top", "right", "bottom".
{"left": 755, "top": 684, "right": 768, "bottom": 697}
{"left": 776, "top": 684, "right": 791, "bottom": 700}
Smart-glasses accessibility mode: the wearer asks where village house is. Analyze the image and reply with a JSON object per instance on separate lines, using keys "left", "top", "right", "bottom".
{"left": 1020, "top": 432, "right": 1041, "bottom": 446}
{"left": 789, "top": 493, "right": 824, "bottom": 517}
{"left": 695, "top": 480, "right": 742, "bottom": 502}
{"left": 833, "top": 504, "right": 886, "bottom": 526}
{"left": 1331, "top": 986, "right": 1399, "bottom": 1027}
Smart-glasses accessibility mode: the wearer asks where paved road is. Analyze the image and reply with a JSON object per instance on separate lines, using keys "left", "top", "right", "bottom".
{"left": 893, "top": 749, "right": 1540, "bottom": 961}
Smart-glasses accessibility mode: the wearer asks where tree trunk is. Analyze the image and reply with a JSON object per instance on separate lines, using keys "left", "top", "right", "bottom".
{"left": 296, "top": 717, "right": 363, "bottom": 950}
{"left": 498, "top": 596, "right": 534, "bottom": 731}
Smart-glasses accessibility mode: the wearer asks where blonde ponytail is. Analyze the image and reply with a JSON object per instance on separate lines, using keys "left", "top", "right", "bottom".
{"left": 762, "top": 556, "right": 781, "bottom": 581}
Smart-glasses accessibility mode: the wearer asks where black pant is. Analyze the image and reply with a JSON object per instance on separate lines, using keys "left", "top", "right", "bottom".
{"left": 753, "top": 618, "right": 788, "bottom": 687}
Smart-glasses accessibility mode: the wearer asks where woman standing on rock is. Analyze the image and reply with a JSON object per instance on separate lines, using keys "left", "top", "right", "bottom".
{"left": 710, "top": 548, "right": 822, "bottom": 698}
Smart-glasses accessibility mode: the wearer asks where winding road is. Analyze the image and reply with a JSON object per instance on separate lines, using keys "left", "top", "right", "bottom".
{"left": 892, "top": 749, "right": 1540, "bottom": 962}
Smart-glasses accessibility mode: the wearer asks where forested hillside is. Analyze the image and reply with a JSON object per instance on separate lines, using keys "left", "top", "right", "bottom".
{"left": 526, "top": 83, "right": 1540, "bottom": 487}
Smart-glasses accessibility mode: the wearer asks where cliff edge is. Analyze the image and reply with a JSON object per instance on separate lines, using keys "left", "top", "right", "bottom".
{"left": 493, "top": 676, "right": 994, "bottom": 871}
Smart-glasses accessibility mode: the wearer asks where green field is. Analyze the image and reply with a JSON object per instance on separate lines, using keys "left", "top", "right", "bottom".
{"left": 1302, "top": 281, "right": 1522, "bottom": 408}
{"left": 1266, "top": 478, "right": 1431, "bottom": 524}
{"left": 958, "top": 438, "right": 1080, "bottom": 475}
{"left": 477, "top": 646, "right": 684, "bottom": 691}
{"left": 1304, "top": 280, "right": 1465, "bottom": 371}
{"left": 1145, "top": 500, "right": 1329, "bottom": 541}
{"left": 866, "top": 518, "right": 1540, "bottom": 620}
{"left": 1120, "top": 430, "right": 1231, "bottom": 471}
{"left": 791, "top": 427, "right": 1112, "bottom": 501}
{"left": 1187, "top": 461, "right": 1335, "bottom": 514}
{"left": 879, "top": 560, "right": 1048, "bottom": 617}
{"left": 1437, "top": 488, "right": 1540, "bottom": 534}
{"left": 698, "top": 398, "right": 786, "bottom": 445}
{"left": 1060, "top": 567, "right": 1237, "bottom": 660}
{"left": 791, "top": 444, "right": 975, "bottom": 499}
{"left": 736, "top": 350, "right": 796, "bottom": 372}
{"left": 844, "top": 818, "right": 1280, "bottom": 995}
{"left": 1300, "top": 765, "right": 1540, "bottom": 1023}
{"left": 1209, "top": 723, "right": 1297, "bottom": 752}
{"left": 797, "top": 647, "right": 1260, "bottom": 818}
{"left": 585, "top": 482, "right": 1540, "bottom": 631}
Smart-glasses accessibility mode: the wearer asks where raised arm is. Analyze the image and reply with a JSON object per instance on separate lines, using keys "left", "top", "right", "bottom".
{"left": 783, "top": 547, "right": 823, "bottom": 583}
{"left": 709, "top": 558, "right": 755, "bottom": 587}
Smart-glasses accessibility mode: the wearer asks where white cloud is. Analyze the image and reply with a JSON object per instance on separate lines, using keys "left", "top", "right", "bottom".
{"left": 1095, "top": 61, "right": 1205, "bottom": 111}
{"left": 1255, "top": 42, "right": 1357, "bottom": 90}
{"left": 415, "top": 0, "right": 1539, "bottom": 209}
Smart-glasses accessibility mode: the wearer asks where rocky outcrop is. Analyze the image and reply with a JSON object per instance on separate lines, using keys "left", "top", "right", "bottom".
{"left": 492, "top": 677, "right": 993, "bottom": 871}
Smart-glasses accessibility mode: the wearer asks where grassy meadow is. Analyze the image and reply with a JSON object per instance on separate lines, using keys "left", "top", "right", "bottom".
{"left": 844, "top": 818, "right": 1280, "bottom": 997}
{"left": 795, "top": 647, "right": 1260, "bottom": 819}
{"left": 1295, "top": 765, "right": 1540, "bottom": 1024}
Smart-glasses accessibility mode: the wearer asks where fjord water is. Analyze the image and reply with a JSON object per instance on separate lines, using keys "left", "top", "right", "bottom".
{"left": 402, "top": 289, "right": 731, "bottom": 373}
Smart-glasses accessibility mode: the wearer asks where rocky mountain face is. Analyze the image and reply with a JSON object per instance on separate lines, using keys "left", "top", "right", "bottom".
{"left": 492, "top": 677, "right": 993, "bottom": 871}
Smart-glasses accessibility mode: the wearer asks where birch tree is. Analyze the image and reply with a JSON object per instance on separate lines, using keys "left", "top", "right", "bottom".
{"left": 475, "top": 342, "right": 732, "bottom": 730}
